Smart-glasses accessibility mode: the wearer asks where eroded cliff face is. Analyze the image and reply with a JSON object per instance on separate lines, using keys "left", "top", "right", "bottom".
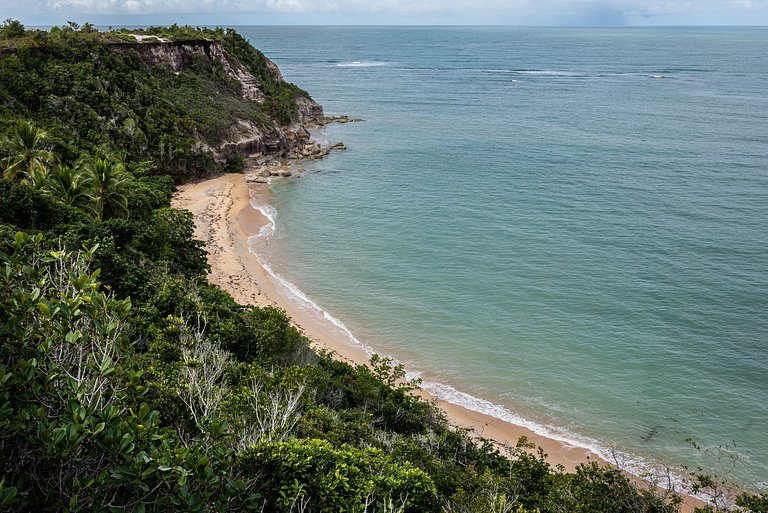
{"left": 109, "top": 39, "right": 324, "bottom": 165}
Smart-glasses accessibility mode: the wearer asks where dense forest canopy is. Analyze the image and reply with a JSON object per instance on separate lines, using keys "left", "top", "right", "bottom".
{"left": 0, "top": 20, "right": 766, "bottom": 512}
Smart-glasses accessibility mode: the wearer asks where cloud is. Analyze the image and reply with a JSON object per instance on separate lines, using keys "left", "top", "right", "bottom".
{"left": 266, "top": 0, "right": 306, "bottom": 12}
{"left": 2, "top": 0, "right": 767, "bottom": 24}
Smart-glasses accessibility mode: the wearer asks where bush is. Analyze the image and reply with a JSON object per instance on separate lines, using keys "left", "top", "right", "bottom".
{"left": 238, "top": 438, "right": 438, "bottom": 512}
{"left": 0, "top": 179, "right": 89, "bottom": 231}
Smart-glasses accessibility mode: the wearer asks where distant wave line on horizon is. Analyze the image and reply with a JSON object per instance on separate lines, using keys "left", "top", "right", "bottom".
{"left": 395, "top": 67, "right": 674, "bottom": 81}
{"left": 329, "top": 61, "right": 678, "bottom": 81}
{"left": 333, "top": 60, "right": 391, "bottom": 67}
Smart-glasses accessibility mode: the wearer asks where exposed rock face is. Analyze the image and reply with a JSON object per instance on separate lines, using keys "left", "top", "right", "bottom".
{"left": 109, "top": 39, "right": 326, "bottom": 164}
{"left": 110, "top": 39, "right": 322, "bottom": 121}
{"left": 245, "top": 162, "right": 295, "bottom": 182}
{"left": 295, "top": 96, "right": 325, "bottom": 122}
{"left": 110, "top": 39, "right": 219, "bottom": 73}
{"left": 218, "top": 119, "right": 273, "bottom": 162}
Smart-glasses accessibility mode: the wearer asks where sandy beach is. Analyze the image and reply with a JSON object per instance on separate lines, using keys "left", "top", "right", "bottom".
{"left": 172, "top": 172, "right": 704, "bottom": 510}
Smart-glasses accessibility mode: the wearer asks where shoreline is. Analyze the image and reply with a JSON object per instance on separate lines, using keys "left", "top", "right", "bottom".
{"left": 172, "top": 172, "right": 706, "bottom": 510}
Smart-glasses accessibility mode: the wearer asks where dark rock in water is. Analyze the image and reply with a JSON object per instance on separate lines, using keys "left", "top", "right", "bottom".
{"left": 315, "top": 115, "right": 364, "bottom": 126}
{"left": 641, "top": 426, "right": 659, "bottom": 443}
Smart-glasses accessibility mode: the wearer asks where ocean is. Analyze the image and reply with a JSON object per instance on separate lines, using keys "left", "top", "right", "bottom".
{"left": 239, "top": 26, "right": 768, "bottom": 491}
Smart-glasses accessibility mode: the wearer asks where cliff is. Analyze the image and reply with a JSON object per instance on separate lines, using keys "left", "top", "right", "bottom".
{"left": 108, "top": 38, "right": 325, "bottom": 167}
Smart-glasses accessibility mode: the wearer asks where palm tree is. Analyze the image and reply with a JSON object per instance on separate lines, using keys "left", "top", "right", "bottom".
{"left": 0, "top": 121, "right": 55, "bottom": 181}
{"left": 44, "top": 164, "right": 94, "bottom": 208}
{"left": 78, "top": 155, "right": 132, "bottom": 220}
{"left": 26, "top": 165, "right": 51, "bottom": 190}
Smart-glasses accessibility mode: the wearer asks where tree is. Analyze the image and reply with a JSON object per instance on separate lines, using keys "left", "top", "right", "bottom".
{"left": 0, "top": 121, "right": 55, "bottom": 182}
{"left": 44, "top": 163, "right": 94, "bottom": 208}
{"left": 0, "top": 232, "right": 243, "bottom": 512}
{"left": 0, "top": 19, "right": 25, "bottom": 39}
{"left": 78, "top": 154, "right": 132, "bottom": 220}
{"left": 0, "top": 232, "right": 135, "bottom": 511}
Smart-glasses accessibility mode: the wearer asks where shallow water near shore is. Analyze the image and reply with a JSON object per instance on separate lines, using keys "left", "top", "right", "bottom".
{"left": 239, "top": 26, "right": 768, "bottom": 491}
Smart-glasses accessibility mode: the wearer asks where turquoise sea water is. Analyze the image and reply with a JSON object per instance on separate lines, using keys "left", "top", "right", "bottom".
{"left": 240, "top": 27, "right": 768, "bottom": 491}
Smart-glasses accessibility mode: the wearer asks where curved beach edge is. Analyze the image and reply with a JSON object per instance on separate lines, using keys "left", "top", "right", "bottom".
{"left": 172, "top": 173, "right": 706, "bottom": 512}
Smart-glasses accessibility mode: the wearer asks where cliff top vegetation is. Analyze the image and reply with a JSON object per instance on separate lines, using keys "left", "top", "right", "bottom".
{"left": 0, "top": 19, "right": 318, "bottom": 183}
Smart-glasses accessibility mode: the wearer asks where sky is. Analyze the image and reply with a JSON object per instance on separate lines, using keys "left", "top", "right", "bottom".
{"left": 2, "top": 0, "right": 768, "bottom": 26}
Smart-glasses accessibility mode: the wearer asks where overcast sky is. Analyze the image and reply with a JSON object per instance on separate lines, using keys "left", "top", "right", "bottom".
{"left": 3, "top": 0, "right": 768, "bottom": 26}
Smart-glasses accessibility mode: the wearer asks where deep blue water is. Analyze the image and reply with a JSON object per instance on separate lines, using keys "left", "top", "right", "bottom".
{"left": 239, "top": 26, "right": 768, "bottom": 491}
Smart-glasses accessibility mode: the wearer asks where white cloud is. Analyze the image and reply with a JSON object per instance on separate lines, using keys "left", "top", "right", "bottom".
{"left": 730, "top": 0, "right": 768, "bottom": 6}
{"left": 2, "top": 0, "right": 767, "bottom": 24}
{"left": 266, "top": 0, "right": 306, "bottom": 12}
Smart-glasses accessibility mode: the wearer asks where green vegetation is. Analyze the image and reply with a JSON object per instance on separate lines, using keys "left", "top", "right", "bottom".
{"left": 0, "top": 19, "right": 313, "bottom": 184}
{"left": 0, "top": 120, "right": 55, "bottom": 181}
{"left": 1, "top": 20, "right": 766, "bottom": 513}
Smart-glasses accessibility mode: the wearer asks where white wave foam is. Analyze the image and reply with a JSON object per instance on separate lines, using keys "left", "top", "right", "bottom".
{"left": 417, "top": 378, "right": 706, "bottom": 497}
{"left": 336, "top": 60, "right": 389, "bottom": 67}
{"left": 307, "top": 127, "right": 330, "bottom": 148}
{"left": 419, "top": 379, "right": 614, "bottom": 453}
{"left": 515, "top": 70, "right": 582, "bottom": 76}
{"left": 247, "top": 196, "right": 373, "bottom": 354}
{"left": 262, "top": 255, "right": 372, "bottom": 353}
{"left": 250, "top": 200, "right": 277, "bottom": 238}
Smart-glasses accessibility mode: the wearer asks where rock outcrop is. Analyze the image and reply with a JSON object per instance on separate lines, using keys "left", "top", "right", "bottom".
{"left": 295, "top": 96, "right": 325, "bottom": 123}
{"left": 243, "top": 138, "right": 348, "bottom": 183}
